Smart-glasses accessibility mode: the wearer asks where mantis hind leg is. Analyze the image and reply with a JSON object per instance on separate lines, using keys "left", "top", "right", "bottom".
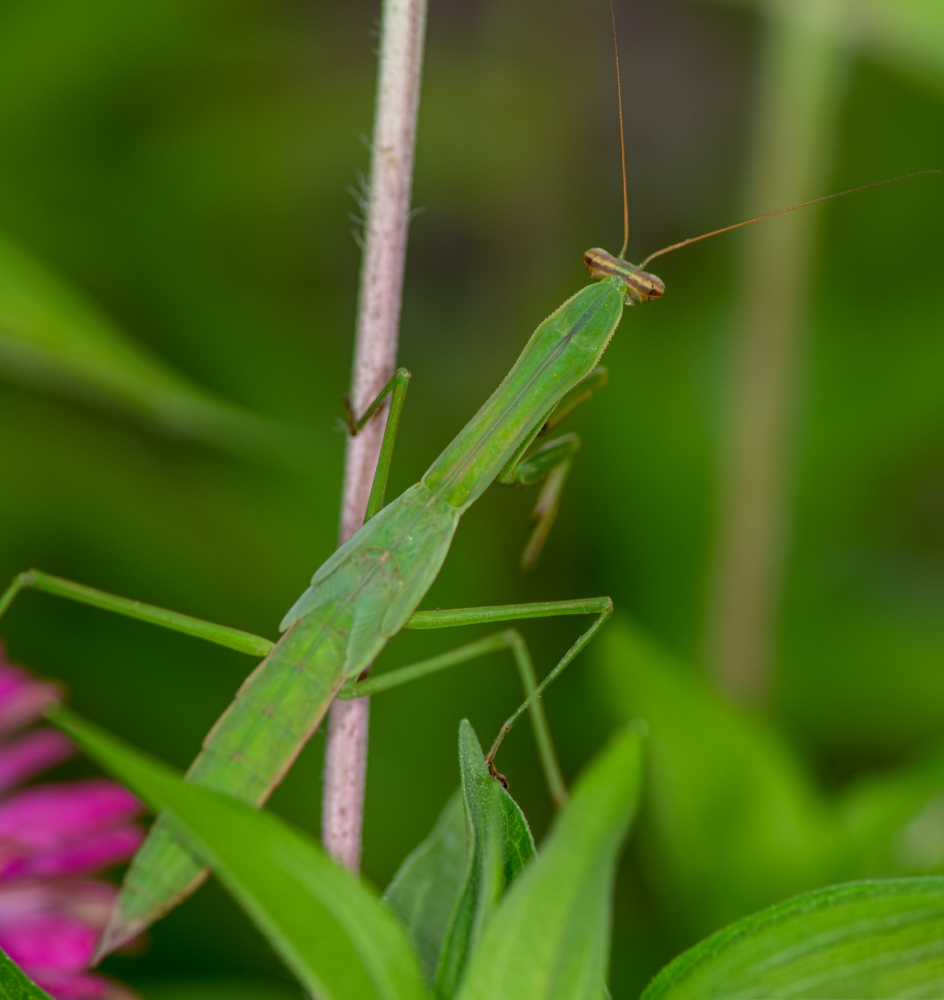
{"left": 340, "top": 628, "right": 566, "bottom": 807}
{"left": 341, "top": 596, "right": 613, "bottom": 808}
{"left": 497, "top": 365, "right": 608, "bottom": 569}
{"left": 0, "top": 570, "right": 273, "bottom": 657}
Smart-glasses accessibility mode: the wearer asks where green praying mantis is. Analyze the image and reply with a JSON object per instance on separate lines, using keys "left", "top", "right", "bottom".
{"left": 0, "top": 1, "right": 938, "bottom": 957}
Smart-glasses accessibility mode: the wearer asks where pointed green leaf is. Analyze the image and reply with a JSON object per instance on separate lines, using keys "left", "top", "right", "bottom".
{"left": 0, "top": 230, "right": 301, "bottom": 463}
{"left": 383, "top": 790, "right": 468, "bottom": 985}
{"left": 643, "top": 877, "right": 944, "bottom": 999}
{"left": 455, "top": 724, "right": 645, "bottom": 1000}
{"left": 0, "top": 947, "right": 53, "bottom": 1000}
{"left": 433, "top": 720, "right": 536, "bottom": 999}
{"left": 48, "top": 707, "right": 427, "bottom": 1000}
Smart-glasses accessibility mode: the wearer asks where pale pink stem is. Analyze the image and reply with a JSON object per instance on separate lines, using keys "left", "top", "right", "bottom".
{"left": 322, "top": 0, "right": 428, "bottom": 872}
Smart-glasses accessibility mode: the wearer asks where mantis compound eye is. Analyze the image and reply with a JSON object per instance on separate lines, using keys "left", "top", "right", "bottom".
{"left": 646, "top": 273, "right": 665, "bottom": 300}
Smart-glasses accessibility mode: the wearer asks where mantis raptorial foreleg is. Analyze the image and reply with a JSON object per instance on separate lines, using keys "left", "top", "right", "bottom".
{"left": 497, "top": 366, "right": 609, "bottom": 569}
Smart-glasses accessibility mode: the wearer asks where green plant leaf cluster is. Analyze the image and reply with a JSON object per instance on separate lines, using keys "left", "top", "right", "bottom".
{"left": 40, "top": 702, "right": 944, "bottom": 1000}
{"left": 383, "top": 721, "right": 539, "bottom": 992}
{"left": 47, "top": 707, "right": 644, "bottom": 1000}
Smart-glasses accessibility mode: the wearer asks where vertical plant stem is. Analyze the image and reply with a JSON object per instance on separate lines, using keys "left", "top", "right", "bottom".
{"left": 707, "top": 2, "right": 844, "bottom": 703}
{"left": 323, "top": 0, "right": 428, "bottom": 871}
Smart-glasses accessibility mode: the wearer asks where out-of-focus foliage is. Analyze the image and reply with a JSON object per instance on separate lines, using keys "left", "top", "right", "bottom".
{"left": 0, "top": 0, "right": 941, "bottom": 996}
{"left": 595, "top": 618, "right": 944, "bottom": 946}
{"left": 0, "top": 230, "right": 303, "bottom": 464}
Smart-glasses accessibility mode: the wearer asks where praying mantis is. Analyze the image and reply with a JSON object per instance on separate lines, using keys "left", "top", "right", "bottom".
{"left": 0, "top": 0, "right": 937, "bottom": 961}
{"left": 0, "top": 246, "right": 654, "bottom": 953}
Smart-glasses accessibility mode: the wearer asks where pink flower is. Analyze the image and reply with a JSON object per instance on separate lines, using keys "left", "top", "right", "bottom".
{"left": 0, "top": 644, "right": 143, "bottom": 1000}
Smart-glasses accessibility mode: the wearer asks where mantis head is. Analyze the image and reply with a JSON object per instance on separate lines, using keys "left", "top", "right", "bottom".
{"left": 583, "top": 248, "right": 665, "bottom": 304}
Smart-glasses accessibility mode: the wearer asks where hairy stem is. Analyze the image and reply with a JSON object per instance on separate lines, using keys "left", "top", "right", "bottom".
{"left": 322, "top": 0, "right": 428, "bottom": 871}
{"left": 707, "top": 1, "right": 845, "bottom": 703}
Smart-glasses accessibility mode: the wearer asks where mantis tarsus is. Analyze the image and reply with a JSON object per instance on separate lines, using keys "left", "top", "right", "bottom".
{"left": 0, "top": 7, "right": 938, "bottom": 958}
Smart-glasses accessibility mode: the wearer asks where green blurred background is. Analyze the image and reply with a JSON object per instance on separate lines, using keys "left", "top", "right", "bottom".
{"left": 0, "top": 0, "right": 943, "bottom": 996}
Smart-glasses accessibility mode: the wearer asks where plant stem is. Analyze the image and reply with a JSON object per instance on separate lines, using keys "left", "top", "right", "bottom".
{"left": 322, "top": 0, "right": 428, "bottom": 872}
{"left": 707, "top": 1, "right": 845, "bottom": 703}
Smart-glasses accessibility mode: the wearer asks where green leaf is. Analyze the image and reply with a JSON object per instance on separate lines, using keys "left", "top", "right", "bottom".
{"left": 0, "top": 947, "right": 53, "bottom": 1000}
{"left": 433, "top": 720, "right": 536, "bottom": 999}
{"left": 642, "top": 877, "right": 944, "bottom": 999}
{"left": 383, "top": 790, "right": 467, "bottom": 985}
{"left": 48, "top": 707, "right": 427, "bottom": 1000}
{"left": 455, "top": 723, "right": 645, "bottom": 1000}
{"left": 0, "top": 230, "right": 302, "bottom": 463}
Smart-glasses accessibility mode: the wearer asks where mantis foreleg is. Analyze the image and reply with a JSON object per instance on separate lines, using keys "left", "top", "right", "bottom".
{"left": 346, "top": 365, "right": 411, "bottom": 522}
{"left": 496, "top": 366, "right": 608, "bottom": 568}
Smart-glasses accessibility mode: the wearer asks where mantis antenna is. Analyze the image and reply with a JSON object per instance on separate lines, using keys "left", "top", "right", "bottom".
{"left": 610, "top": 0, "right": 629, "bottom": 260}
{"left": 638, "top": 169, "right": 942, "bottom": 269}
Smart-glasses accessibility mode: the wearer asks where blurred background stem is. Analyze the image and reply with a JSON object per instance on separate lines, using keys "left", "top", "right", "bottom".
{"left": 322, "top": 0, "right": 428, "bottom": 871}
{"left": 707, "top": 1, "right": 846, "bottom": 704}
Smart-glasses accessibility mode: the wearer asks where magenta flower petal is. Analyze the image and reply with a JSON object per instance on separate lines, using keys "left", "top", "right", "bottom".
{"left": 0, "top": 730, "right": 75, "bottom": 794}
{"left": 0, "top": 880, "right": 116, "bottom": 929}
{"left": 23, "top": 826, "right": 144, "bottom": 879}
{"left": 0, "top": 780, "right": 141, "bottom": 851}
{"left": 0, "top": 650, "right": 141, "bottom": 999}
{"left": 0, "top": 656, "right": 62, "bottom": 737}
{"left": 0, "top": 839, "right": 30, "bottom": 879}
{"left": 29, "top": 968, "right": 121, "bottom": 1000}
{"left": 0, "top": 912, "right": 97, "bottom": 970}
